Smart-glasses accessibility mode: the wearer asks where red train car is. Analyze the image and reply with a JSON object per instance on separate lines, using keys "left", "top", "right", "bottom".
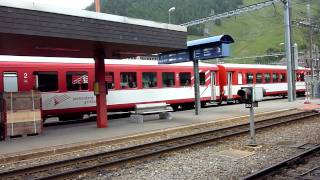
{"left": 0, "top": 56, "right": 308, "bottom": 121}
{"left": 217, "top": 64, "right": 308, "bottom": 102}
{"left": 0, "top": 56, "right": 220, "bottom": 120}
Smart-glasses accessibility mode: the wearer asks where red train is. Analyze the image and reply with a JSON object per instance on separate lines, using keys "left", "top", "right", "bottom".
{"left": 0, "top": 56, "right": 308, "bottom": 121}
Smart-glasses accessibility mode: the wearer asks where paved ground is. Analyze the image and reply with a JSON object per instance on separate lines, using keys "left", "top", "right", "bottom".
{"left": 0, "top": 98, "right": 313, "bottom": 155}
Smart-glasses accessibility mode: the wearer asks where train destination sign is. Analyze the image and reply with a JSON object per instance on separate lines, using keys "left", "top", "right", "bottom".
{"left": 193, "top": 44, "right": 230, "bottom": 60}
{"left": 158, "top": 50, "right": 190, "bottom": 64}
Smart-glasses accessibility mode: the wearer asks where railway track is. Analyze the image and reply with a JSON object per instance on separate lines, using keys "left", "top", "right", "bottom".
{"left": 0, "top": 111, "right": 319, "bottom": 180}
{"left": 243, "top": 144, "right": 320, "bottom": 180}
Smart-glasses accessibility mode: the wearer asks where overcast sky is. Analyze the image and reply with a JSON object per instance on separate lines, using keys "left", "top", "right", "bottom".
{"left": 24, "top": 0, "right": 94, "bottom": 10}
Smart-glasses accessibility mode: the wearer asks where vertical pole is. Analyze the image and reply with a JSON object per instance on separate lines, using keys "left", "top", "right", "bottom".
{"left": 193, "top": 58, "right": 201, "bottom": 115}
{"left": 316, "top": 46, "right": 319, "bottom": 80}
{"left": 289, "top": 4, "right": 296, "bottom": 101}
{"left": 249, "top": 106, "right": 256, "bottom": 146}
{"left": 94, "top": 50, "right": 107, "bottom": 128}
{"left": 284, "top": 0, "right": 293, "bottom": 102}
{"left": 169, "top": 12, "right": 171, "bottom": 24}
{"left": 307, "top": 2, "right": 314, "bottom": 98}
{"left": 95, "top": 0, "right": 101, "bottom": 13}
{"left": 292, "top": 43, "right": 297, "bottom": 101}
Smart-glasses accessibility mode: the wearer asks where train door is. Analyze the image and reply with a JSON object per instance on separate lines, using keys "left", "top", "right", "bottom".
{"left": 227, "top": 72, "right": 233, "bottom": 99}
{"left": 238, "top": 73, "right": 243, "bottom": 85}
{"left": 210, "top": 71, "right": 216, "bottom": 101}
{"left": 3, "top": 72, "right": 18, "bottom": 92}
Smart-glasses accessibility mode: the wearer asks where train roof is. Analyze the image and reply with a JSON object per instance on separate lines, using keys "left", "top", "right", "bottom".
{"left": 0, "top": 55, "right": 217, "bottom": 68}
{"left": 218, "top": 63, "right": 308, "bottom": 70}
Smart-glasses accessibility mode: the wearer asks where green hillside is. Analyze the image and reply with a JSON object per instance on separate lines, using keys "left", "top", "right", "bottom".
{"left": 188, "top": 0, "right": 319, "bottom": 62}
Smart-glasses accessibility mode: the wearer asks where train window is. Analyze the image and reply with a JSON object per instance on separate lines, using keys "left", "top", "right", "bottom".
{"left": 246, "top": 73, "right": 253, "bottom": 84}
{"left": 264, "top": 73, "right": 271, "bottom": 83}
{"left": 66, "top": 72, "right": 88, "bottom": 91}
{"left": 3, "top": 72, "right": 18, "bottom": 92}
{"left": 35, "top": 72, "right": 58, "bottom": 92}
{"left": 105, "top": 72, "right": 114, "bottom": 89}
{"left": 297, "top": 73, "right": 305, "bottom": 81}
{"left": 273, "top": 73, "right": 279, "bottom": 82}
{"left": 179, "top": 72, "right": 191, "bottom": 86}
{"left": 256, "top": 73, "right": 263, "bottom": 84}
{"left": 199, "top": 72, "right": 206, "bottom": 85}
{"left": 162, "top": 72, "right": 175, "bottom": 87}
{"left": 280, "top": 73, "right": 286, "bottom": 82}
{"left": 120, "top": 72, "right": 137, "bottom": 89}
{"left": 142, "top": 72, "right": 157, "bottom": 88}
{"left": 238, "top": 73, "right": 243, "bottom": 85}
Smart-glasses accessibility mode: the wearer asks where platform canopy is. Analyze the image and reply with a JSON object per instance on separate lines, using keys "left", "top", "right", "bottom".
{"left": 0, "top": 0, "right": 188, "bottom": 129}
{"left": 0, "top": 0, "right": 187, "bottom": 58}
{"left": 187, "top": 35, "right": 234, "bottom": 48}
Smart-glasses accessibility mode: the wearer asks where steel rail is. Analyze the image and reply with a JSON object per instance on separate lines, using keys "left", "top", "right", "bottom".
{"left": 0, "top": 111, "right": 318, "bottom": 180}
{"left": 242, "top": 144, "right": 320, "bottom": 180}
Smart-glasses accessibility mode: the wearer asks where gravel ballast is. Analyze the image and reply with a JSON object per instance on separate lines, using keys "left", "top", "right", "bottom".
{"left": 0, "top": 109, "right": 302, "bottom": 172}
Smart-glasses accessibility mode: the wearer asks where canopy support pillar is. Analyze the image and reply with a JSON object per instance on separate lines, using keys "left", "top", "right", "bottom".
{"left": 94, "top": 50, "right": 107, "bottom": 128}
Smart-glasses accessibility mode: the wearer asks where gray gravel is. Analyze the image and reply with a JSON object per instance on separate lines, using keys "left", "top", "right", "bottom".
{"left": 98, "top": 116, "right": 320, "bottom": 180}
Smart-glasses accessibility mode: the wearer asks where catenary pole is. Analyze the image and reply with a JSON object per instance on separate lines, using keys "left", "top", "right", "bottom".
{"left": 307, "top": 2, "right": 314, "bottom": 98}
{"left": 193, "top": 58, "right": 201, "bottom": 115}
{"left": 284, "top": 0, "right": 293, "bottom": 102}
{"left": 290, "top": 4, "right": 296, "bottom": 101}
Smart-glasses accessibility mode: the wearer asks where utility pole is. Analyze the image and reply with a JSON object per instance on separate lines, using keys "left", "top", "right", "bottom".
{"left": 193, "top": 58, "right": 201, "bottom": 115}
{"left": 289, "top": 3, "right": 296, "bottom": 101}
{"left": 283, "top": 0, "right": 294, "bottom": 102}
{"left": 307, "top": 2, "right": 314, "bottom": 98}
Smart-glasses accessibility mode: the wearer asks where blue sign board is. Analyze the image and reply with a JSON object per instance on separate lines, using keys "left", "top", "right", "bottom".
{"left": 194, "top": 45, "right": 222, "bottom": 60}
{"left": 158, "top": 35, "right": 234, "bottom": 64}
{"left": 158, "top": 50, "right": 190, "bottom": 64}
{"left": 193, "top": 43, "right": 230, "bottom": 60}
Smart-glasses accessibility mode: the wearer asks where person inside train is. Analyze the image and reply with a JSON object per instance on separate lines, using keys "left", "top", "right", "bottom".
{"left": 129, "top": 81, "right": 136, "bottom": 88}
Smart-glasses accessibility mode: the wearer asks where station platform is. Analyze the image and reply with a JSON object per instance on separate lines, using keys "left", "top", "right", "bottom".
{"left": 0, "top": 98, "right": 316, "bottom": 155}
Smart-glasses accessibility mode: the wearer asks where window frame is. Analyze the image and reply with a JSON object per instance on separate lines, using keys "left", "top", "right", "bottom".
{"left": 264, "top": 73, "right": 271, "bottom": 83}
{"left": 199, "top": 72, "right": 206, "bottom": 86}
{"left": 105, "top": 72, "right": 115, "bottom": 90}
{"left": 256, "top": 73, "right": 263, "bottom": 84}
{"left": 142, "top": 72, "right": 158, "bottom": 89}
{"left": 272, "top": 73, "right": 279, "bottom": 83}
{"left": 280, "top": 73, "right": 286, "bottom": 82}
{"left": 179, "top": 72, "right": 192, "bottom": 86}
{"left": 120, "top": 72, "right": 137, "bottom": 89}
{"left": 66, "top": 71, "right": 89, "bottom": 91}
{"left": 162, "top": 72, "right": 175, "bottom": 88}
{"left": 34, "top": 71, "right": 59, "bottom": 92}
{"left": 246, "top": 73, "right": 254, "bottom": 84}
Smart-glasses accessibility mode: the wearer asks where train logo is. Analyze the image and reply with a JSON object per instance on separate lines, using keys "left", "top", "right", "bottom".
{"left": 45, "top": 94, "right": 71, "bottom": 107}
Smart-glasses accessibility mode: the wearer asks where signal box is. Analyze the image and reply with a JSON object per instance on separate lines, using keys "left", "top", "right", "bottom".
{"left": 237, "top": 87, "right": 264, "bottom": 107}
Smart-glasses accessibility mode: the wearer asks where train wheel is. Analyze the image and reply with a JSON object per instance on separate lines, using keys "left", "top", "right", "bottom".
{"left": 172, "top": 105, "right": 180, "bottom": 111}
{"left": 182, "top": 103, "right": 194, "bottom": 110}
